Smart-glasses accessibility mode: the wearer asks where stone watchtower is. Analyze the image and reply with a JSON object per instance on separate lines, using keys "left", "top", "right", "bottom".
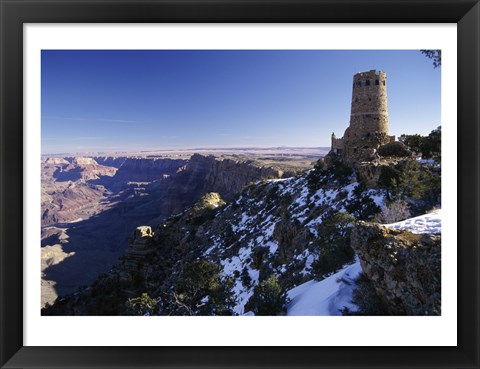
{"left": 330, "top": 70, "right": 395, "bottom": 165}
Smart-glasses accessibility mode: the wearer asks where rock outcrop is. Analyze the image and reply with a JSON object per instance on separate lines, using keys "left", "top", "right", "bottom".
{"left": 179, "top": 154, "right": 283, "bottom": 199}
{"left": 355, "top": 161, "right": 390, "bottom": 187}
{"left": 351, "top": 221, "right": 441, "bottom": 315}
{"left": 112, "top": 158, "right": 188, "bottom": 183}
{"left": 377, "top": 141, "right": 411, "bottom": 158}
{"left": 41, "top": 154, "right": 295, "bottom": 308}
{"left": 54, "top": 157, "right": 117, "bottom": 182}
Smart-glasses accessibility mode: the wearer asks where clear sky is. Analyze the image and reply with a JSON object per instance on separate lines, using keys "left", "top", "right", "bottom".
{"left": 41, "top": 50, "right": 440, "bottom": 154}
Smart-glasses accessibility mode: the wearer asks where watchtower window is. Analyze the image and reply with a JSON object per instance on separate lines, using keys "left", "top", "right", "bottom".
{"left": 382, "top": 81, "right": 386, "bottom": 86}
{"left": 357, "top": 81, "right": 362, "bottom": 87}
{"left": 366, "top": 80, "right": 370, "bottom": 86}
{"left": 353, "top": 82, "right": 355, "bottom": 88}
{"left": 375, "top": 79, "right": 379, "bottom": 85}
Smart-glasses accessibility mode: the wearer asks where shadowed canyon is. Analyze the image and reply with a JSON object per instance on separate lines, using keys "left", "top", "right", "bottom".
{"left": 41, "top": 151, "right": 324, "bottom": 307}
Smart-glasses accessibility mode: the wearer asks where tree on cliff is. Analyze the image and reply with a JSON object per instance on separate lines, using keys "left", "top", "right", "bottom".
{"left": 399, "top": 126, "right": 441, "bottom": 161}
{"left": 169, "top": 259, "right": 236, "bottom": 316}
{"left": 421, "top": 49, "right": 441, "bottom": 68}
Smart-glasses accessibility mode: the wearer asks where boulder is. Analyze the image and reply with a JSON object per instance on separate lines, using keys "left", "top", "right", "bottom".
{"left": 377, "top": 141, "right": 411, "bottom": 158}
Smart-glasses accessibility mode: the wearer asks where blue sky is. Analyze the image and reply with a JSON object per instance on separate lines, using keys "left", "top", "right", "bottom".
{"left": 41, "top": 50, "right": 440, "bottom": 154}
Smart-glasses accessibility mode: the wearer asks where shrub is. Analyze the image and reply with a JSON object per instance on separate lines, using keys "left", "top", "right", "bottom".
{"left": 311, "top": 211, "right": 355, "bottom": 279}
{"left": 330, "top": 161, "right": 354, "bottom": 185}
{"left": 399, "top": 126, "right": 441, "bottom": 162}
{"left": 391, "top": 159, "right": 441, "bottom": 211}
{"left": 251, "top": 246, "right": 270, "bottom": 270}
{"left": 341, "top": 273, "right": 389, "bottom": 315}
{"left": 173, "top": 259, "right": 236, "bottom": 315}
{"left": 344, "top": 183, "right": 381, "bottom": 220}
{"left": 245, "top": 275, "right": 288, "bottom": 316}
{"left": 126, "top": 293, "right": 158, "bottom": 316}
{"left": 307, "top": 161, "right": 353, "bottom": 192}
{"left": 422, "top": 126, "right": 441, "bottom": 161}
{"left": 378, "top": 159, "right": 441, "bottom": 212}
{"left": 241, "top": 266, "right": 252, "bottom": 288}
{"left": 376, "top": 200, "right": 411, "bottom": 223}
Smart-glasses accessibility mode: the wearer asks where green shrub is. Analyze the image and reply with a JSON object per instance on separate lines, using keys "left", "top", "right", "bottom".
{"left": 422, "top": 126, "right": 441, "bottom": 161}
{"left": 311, "top": 211, "right": 355, "bottom": 279}
{"left": 344, "top": 183, "right": 381, "bottom": 220}
{"left": 399, "top": 126, "right": 441, "bottom": 162}
{"left": 126, "top": 293, "right": 158, "bottom": 316}
{"left": 330, "top": 161, "right": 354, "bottom": 185}
{"left": 173, "top": 259, "right": 236, "bottom": 315}
{"left": 241, "top": 266, "right": 252, "bottom": 288}
{"left": 390, "top": 159, "right": 441, "bottom": 211}
{"left": 378, "top": 159, "right": 440, "bottom": 212}
{"left": 307, "top": 161, "right": 353, "bottom": 192}
{"left": 341, "top": 273, "right": 389, "bottom": 315}
{"left": 245, "top": 275, "right": 288, "bottom": 316}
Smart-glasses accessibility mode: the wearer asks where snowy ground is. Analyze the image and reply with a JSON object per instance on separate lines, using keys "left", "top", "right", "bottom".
{"left": 384, "top": 209, "right": 441, "bottom": 234}
{"left": 287, "top": 261, "right": 362, "bottom": 316}
{"left": 284, "top": 209, "right": 442, "bottom": 316}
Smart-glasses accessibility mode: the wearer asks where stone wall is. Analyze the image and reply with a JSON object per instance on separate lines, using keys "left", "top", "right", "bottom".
{"left": 331, "top": 133, "right": 344, "bottom": 155}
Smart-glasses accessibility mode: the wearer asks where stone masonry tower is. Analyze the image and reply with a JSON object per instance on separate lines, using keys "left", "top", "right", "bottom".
{"left": 330, "top": 70, "right": 395, "bottom": 165}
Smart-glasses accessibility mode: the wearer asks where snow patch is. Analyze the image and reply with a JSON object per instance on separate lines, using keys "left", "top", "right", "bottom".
{"left": 287, "top": 261, "right": 362, "bottom": 316}
{"left": 385, "top": 209, "right": 441, "bottom": 234}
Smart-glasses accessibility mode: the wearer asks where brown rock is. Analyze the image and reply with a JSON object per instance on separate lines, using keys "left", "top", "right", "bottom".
{"left": 351, "top": 221, "right": 441, "bottom": 315}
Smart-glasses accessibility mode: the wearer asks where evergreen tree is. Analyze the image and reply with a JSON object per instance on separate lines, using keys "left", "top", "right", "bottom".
{"left": 245, "top": 275, "right": 288, "bottom": 316}
{"left": 311, "top": 211, "right": 355, "bottom": 279}
{"left": 172, "top": 259, "right": 236, "bottom": 316}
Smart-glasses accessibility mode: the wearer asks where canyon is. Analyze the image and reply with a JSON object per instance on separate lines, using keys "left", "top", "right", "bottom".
{"left": 41, "top": 150, "right": 322, "bottom": 307}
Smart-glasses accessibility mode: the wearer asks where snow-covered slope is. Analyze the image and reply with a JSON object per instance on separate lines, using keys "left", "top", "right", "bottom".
{"left": 201, "top": 169, "right": 386, "bottom": 315}
{"left": 43, "top": 161, "right": 441, "bottom": 316}
{"left": 284, "top": 209, "right": 442, "bottom": 316}
{"left": 287, "top": 261, "right": 362, "bottom": 316}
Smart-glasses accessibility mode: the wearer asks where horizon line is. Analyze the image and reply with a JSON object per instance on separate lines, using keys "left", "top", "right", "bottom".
{"left": 41, "top": 145, "right": 331, "bottom": 157}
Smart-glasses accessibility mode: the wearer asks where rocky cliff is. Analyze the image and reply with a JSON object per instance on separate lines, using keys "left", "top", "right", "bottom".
{"left": 351, "top": 220, "right": 441, "bottom": 315}
{"left": 41, "top": 154, "right": 294, "bottom": 308}
{"left": 111, "top": 157, "right": 188, "bottom": 183}
{"left": 172, "top": 154, "right": 283, "bottom": 199}
{"left": 42, "top": 156, "right": 441, "bottom": 315}
{"left": 54, "top": 157, "right": 117, "bottom": 182}
{"left": 42, "top": 162, "right": 388, "bottom": 315}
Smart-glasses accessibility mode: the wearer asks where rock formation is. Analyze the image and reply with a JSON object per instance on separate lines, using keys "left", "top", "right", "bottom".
{"left": 54, "top": 157, "right": 117, "bottom": 181}
{"left": 351, "top": 221, "right": 441, "bottom": 315}
{"left": 111, "top": 158, "right": 188, "bottom": 183}
{"left": 41, "top": 154, "right": 298, "bottom": 308}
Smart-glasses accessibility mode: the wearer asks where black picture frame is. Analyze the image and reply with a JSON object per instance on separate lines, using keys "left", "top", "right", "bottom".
{"left": 1, "top": 0, "right": 479, "bottom": 368}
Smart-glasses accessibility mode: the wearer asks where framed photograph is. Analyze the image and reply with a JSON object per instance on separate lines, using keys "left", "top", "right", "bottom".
{"left": 1, "top": 0, "right": 479, "bottom": 368}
